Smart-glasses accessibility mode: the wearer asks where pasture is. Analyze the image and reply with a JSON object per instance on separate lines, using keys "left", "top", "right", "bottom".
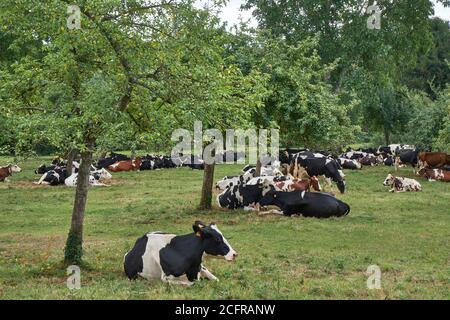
{"left": 0, "top": 155, "right": 449, "bottom": 300}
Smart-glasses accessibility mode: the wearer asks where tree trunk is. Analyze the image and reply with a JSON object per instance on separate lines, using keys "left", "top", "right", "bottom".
{"left": 64, "top": 138, "right": 94, "bottom": 265}
{"left": 199, "top": 162, "right": 215, "bottom": 210}
{"left": 255, "top": 159, "right": 262, "bottom": 177}
{"left": 384, "top": 128, "right": 390, "bottom": 145}
{"left": 66, "top": 149, "right": 77, "bottom": 176}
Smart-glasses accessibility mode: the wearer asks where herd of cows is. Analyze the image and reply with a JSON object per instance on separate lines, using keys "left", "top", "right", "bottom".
{"left": 1, "top": 144, "right": 449, "bottom": 285}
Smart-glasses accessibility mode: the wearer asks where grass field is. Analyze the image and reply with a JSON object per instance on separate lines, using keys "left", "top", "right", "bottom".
{"left": 0, "top": 155, "right": 449, "bottom": 300}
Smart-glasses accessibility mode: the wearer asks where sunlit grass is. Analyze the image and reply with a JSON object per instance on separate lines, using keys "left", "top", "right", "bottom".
{"left": 0, "top": 156, "right": 449, "bottom": 299}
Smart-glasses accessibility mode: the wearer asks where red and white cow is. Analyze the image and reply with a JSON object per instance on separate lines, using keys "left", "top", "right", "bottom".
{"left": 383, "top": 174, "right": 422, "bottom": 192}
{"left": 418, "top": 168, "right": 450, "bottom": 182}
{"left": 0, "top": 164, "right": 22, "bottom": 182}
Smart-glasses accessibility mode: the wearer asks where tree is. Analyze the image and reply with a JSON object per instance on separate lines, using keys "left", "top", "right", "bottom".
{"left": 0, "top": 0, "right": 268, "bottom": 262}
{"left": 226, "top": 30, "right": 359, "bottom": 149}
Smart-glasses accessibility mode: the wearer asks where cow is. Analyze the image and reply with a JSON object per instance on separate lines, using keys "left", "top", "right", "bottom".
{"left": 240, "top": 163, "right": 282, "bottom": 177}
{"left": 108, "top": 158, "right": 142, "bottom": 172}
{"left": 96, "top": 153, "right": 130, "bottom": 169}
{"left": 291, "top": 156, "right": 346, "bottom": 194}
{"left": 65, "top": 168, "right": 112, "bottom": 187}
{"left": 384, "top": 155, "right": 395, "bottom": 166}
{"left": 418, "top": 152, "right": 450, "bottom": 169}
{"left": 383, "top": 174, "right": 422, "bottom": 192}
{"left": 417, "top": 168, "right": 450, "bottom": 182}
{"left": 217, "top": 179, "right": 274, "bottom": 210}
{"left": 258, "top": 190, "right": 350, "bottom": 218}
{"left": 35, "top": 167, "right": 68, "bottom": 186}
{"left": 123, "top": 221, "right": 237, "bottom": 285}
{"left": 359, "top": 154, "right": 382, "bottom": 166}
{"left": 395, "top": 149, "right": 419, "bottom": 172}
{"left": 215, "top": 169, "right": 256, "bottom": 190}
{"left": 337, "top": 158, "right": 361, "bottom": 170}
{"left": 0, "top": 164, "right": 22, "bottom": 182}
{"left": 274, "top": 177, "right": 322, "bottom": 192}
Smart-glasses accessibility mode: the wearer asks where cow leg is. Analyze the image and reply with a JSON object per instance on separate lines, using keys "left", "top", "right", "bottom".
{"left": 200, "top": 265, "right": 219, "bottom": 281}
{"left": 4, "top": 177, "right": 10, "bottom": 183}
{"left": 394, "top": 157, "right": 400, "bottom": 171}
{"left": 35, "top": 173, "right": 48, "bottom": 185}
{"left": 161, "top": 274, "right": 194, "bottom": 286}
{"left": 258, "top": 209, "right": 284, "bottom": 216}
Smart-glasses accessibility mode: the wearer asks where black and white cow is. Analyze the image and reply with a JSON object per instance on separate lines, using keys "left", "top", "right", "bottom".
{"left": 395, "top": 149, "right": 419, "bottom": 171}
{"left": 35, "top": 167, "right": 68, "bottom": 186}
{"left": 215, "top": 168, "right": 256, "bottom": 190}
{"left": 64, "top": 168, "right": 112, "bottom": 187}
{"left": 217, "top": 179, "right": 274, "bottom": 210}
{"left": 293, "top": 155, "right": 346, "bottom": 193}
{"left": 123, "top": 221, "right": 237, "bottom": 285}
{"left": 258, "top": 190, "right": 350, "bottom": 218}
{"left": 337, "top": 158, "right": 361, "bottom": 170}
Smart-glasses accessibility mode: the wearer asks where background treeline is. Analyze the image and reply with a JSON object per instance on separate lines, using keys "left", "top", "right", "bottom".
{"left": 0, "top": 0, "right": 449, "bottom": 158}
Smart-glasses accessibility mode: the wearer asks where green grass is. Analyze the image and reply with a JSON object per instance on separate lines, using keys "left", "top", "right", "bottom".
{"left": 0, "top": 155, "right": 449, "bottom": 299}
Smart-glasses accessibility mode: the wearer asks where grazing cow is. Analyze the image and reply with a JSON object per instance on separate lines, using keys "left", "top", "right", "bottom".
{"left": 35, "top": 167, "right": 68, "bottom": 186}
{"left": 418, "top": 152, "right": 450, "bottom": 169}
{"left": 65, "top": 168, "right": 112, "bottom": 187}
{"left": 217, "top": 179, "right": 274, "bottom": 210}
{"left": 123, "top": 221, "right": 237, "bottom": 285}
{"left": 417, "top": 168, "right": 450, "bottom": 182}
{"left": 0, "top": 165, "right": 22, "bottom": 182}
{"left": 383, "top": 174, "right": 422, "bottom": 192}
{"left": 291, "top": 156, "right": 346, "bottom": 194}
{"left": 108, "top": 158, "right": 142, "bottom": 172}
{"left": 337, "top": 158, "right": 362, "bottom": 170}
{"left": 258, "top": 190, "right": 350, "bottom": 218}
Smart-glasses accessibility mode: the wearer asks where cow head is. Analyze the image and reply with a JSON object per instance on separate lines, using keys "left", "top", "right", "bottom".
{"left": 193, "top": 221, "right": 237, "bottom": 261}
{"left": 336, "top": 180, "right": 346, "bottom": 194}
{"left": 383, "top": 174, "right": 395, "bottom": 186}
{"left": 9, "top": 164, "right": 22, "bottom": 173}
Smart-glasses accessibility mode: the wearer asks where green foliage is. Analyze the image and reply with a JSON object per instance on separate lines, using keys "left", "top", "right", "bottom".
{"left": 403, "top": 18, "right": 450, "bottom": 98}
{"left": 433, "top": 88, "right": 450, "bottom": 151}
{"left": 399, "top": 90, "right": 448, "bottom": 150}
{"left": 227, "top": 30, "right": 359, "bottom": 149}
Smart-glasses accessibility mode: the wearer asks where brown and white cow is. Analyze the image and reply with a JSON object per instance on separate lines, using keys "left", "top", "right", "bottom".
{"left": 275, "top": 177, "right": 322, "bottom": 192}
{"left": 0, "top": 164, "right": 22, "bottom": 182}
{"left": 108, "top": 157, "right": 142, "bottom": 172}
{"left": 383, "top": 174, "right": 422, "bottom": 193}
{"left": 418, "top": 152, "right": 450, "bottom": 169}
{"left": 417, "top": 168, "right": 450, "bottom": 182}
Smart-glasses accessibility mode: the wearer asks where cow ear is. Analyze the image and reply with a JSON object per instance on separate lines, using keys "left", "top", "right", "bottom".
{"left": 192, "top": 220, "right": 206, "bottom": 235}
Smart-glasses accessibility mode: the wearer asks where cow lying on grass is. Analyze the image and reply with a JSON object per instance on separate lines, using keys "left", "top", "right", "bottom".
{"left": 124, "top": 221, "right": 237, "bottom": 285}
{"left": 65, "top": 168, "right": 112, "bottom": 187}
{"left": 258, "top": 190, "right": 350, "bottom": 218}
{"left": 0, "top": 164, "right": 22, "bottom": 182}
{"left": 383, "top": 174, "right": 422, "bottom": 192}
{"left": 417, "top": 168, "right": 450, "bottom": 182}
